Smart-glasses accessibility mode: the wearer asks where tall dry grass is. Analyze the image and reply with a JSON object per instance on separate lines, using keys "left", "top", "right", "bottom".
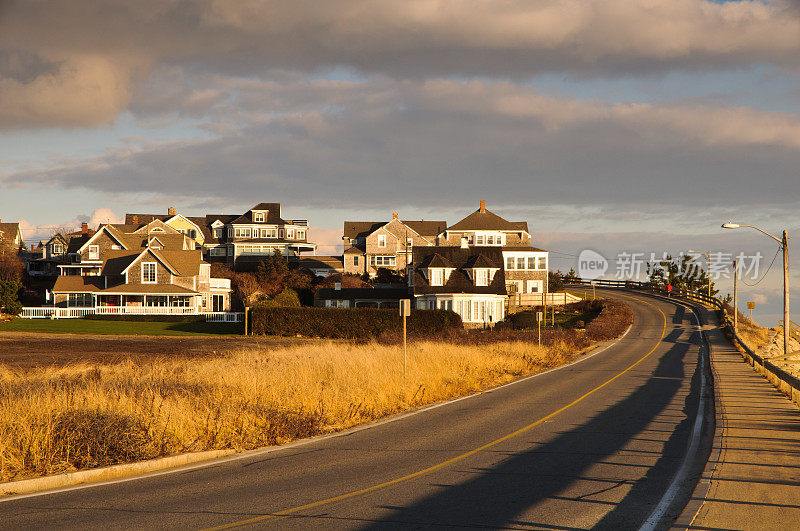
{"left": 0, "top": 339, "right": 579, "bottom": 482}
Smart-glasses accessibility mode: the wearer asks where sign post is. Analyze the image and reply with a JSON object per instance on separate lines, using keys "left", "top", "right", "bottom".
{"left": 537, "top": 311, "right": 543, "bottom": 348}
{"left": 400, "top": 299, "right": 411, "bottom": 379}
{"left": 747, "top": 301, "right": 755, "bottom": 321}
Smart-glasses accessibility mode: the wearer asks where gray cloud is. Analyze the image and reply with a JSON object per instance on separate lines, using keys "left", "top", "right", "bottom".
{"left": 5, "top": 77, "right": 800, "bottom": 215}
{"left": 2, "top": 0, "right": 800, "bottom": 128}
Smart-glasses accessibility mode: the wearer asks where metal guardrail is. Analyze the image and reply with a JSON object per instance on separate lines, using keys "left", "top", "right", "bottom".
{"left": 565, "top": 278, "right": 800, "bottom": 406}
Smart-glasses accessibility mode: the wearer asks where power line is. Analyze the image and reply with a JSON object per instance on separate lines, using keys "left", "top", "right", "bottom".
{"left": 741, "top": 243, "right": 782, "bottom": 287}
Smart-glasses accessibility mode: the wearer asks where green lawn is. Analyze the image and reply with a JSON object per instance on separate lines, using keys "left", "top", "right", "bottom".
{"left": 0, "top": 318, "right": 244, "bottom": 336}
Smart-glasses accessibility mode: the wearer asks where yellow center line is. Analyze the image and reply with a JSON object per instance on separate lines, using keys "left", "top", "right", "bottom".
{"left": 205, "top": 293, "right": 667, "bottom": 530}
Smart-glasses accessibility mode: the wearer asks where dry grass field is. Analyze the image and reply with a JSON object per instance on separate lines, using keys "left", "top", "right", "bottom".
{"left": 0, "top": 340, "right": 579, "bottom": 482}
{"left": 0, "top": 299, "right": 633, "bottom": 483}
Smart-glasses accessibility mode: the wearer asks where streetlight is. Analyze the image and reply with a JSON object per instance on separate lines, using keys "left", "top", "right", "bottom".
{"left": 722, "top": 222, "right": 790, "bottom": 358}
{"left": 687, "top": 249, "right": 712, "bottom": 300}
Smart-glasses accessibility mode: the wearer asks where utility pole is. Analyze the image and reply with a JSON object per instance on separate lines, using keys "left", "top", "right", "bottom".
{"left": 783, "top": 230, "right": 790, "bottom": 360}
{"left": 722, "top": 223, "right": 790, "bottom": 358}
{"left": 733, "top": 259, "right": 738, "bottom": 334}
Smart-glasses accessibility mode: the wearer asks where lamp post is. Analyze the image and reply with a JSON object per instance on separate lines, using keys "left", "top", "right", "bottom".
{"left": 687, "top": 249, "right": 711, "bottom": 300}
{"left": 722, "top": 223, "right": 789, "bottom": 357}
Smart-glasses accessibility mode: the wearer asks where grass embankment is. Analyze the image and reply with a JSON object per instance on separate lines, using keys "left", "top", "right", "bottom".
{"left": 722, "top": 305, "right": 771, "bottom": 351}
{"left": 0, "top": 299, "right": 632, "bottom": 483}
{"left": 0, "top": 319, "right": 242, "bottom": 336}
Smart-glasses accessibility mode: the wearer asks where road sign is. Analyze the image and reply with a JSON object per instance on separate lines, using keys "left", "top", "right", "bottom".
{"left": 747, "top": 302, "right": 755, "bottom": 310}
{"left": 399, "top": 299, "right": 411, "bottom": 317}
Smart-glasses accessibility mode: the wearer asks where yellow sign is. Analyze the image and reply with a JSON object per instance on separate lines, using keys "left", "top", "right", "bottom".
{"left": 747, "top": 302, "right": 756, "bottom": 309}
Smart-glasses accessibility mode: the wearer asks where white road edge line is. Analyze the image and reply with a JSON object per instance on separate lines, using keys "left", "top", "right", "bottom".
{"left": 640, "top": 300, "right": 707, "bottom": 531}
{"left": 1, "top": 321, "right": 635, "bottom": 503}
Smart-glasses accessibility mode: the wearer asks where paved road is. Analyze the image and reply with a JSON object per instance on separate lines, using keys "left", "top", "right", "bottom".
{"left": 1, "top": 291, "right": 706, "bottom": 529}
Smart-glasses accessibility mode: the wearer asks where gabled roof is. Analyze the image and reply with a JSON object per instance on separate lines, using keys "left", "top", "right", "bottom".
{"left": 464, "top": 254, "right": 497, "bottom": 269}
{"left": 0, "top": 222, "right": 22, "bottom": 246}
{"left": 446, "top": 208, "right": 528, "bottom": 233}
{"left": 420, "top": 253, "right": 453, "bottom": 269}
{"left": 343, "top": 219, "right": 447, "bottom": 240}
{"left": 411, "top": 246, "right": 506, "bottom": 295}
{"left": 77, "top": 225, "right": 131, "bottom": 254}
{"left": 230, "top": 203, "right": 284, "bottom": 225}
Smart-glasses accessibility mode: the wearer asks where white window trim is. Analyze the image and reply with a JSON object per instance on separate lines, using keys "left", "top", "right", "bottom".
{"left": 88, "top": 245, "right": 99, "bottom": 260}
{"left": 377, "top": 234, "right": 386, "bottom": 248}
{"left": 142, "top": 262, "right": 157, "bottom": 284}
{"left": 253, "top": 212, "right": 265, "bottom": 222}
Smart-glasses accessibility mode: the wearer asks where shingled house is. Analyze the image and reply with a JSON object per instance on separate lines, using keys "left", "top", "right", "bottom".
{"left": 438, "top": 201, "right": 549, "bottom": 295}
{"left": 0, "top": 220, "right": 23, "bottom": 255}
{"left": 411, "top": 245, "right": 507, "bottom": 325}
{"left": 342, "top": 213, "right": 446, "bottom": 277}
{"left": 127, "top": 203, "right": 316, "bottom": 270}
{"left": 49, "top": 219, "right": 231, "bottom": 313}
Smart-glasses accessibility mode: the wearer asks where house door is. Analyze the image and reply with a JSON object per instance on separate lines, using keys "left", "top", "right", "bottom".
{"left": 212, "top": 294, "right": 224, "bottom": 312}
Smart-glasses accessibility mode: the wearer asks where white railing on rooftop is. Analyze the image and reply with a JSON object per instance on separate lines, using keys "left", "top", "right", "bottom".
{"left": 210, "top": 278, "right": 231, "bottom": 290}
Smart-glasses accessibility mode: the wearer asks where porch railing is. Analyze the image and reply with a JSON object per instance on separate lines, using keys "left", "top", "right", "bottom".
{"left": 18, "top": 307, "right": 242, "bottom": 321}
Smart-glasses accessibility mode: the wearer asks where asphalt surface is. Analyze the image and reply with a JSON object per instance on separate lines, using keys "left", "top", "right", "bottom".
{"left": 1, "top": 291, "right": 706, "bottom": 530}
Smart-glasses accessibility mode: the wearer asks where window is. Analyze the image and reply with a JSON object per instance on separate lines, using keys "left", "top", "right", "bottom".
{"left": 111, "top": 245, "right": 120, "bottom": 250}
{"left": 88, "top": 245, "right": 99, "bottom": 260}
{"left": 287, "top": 229, "right": 294, "bottom": 239}
{"left": 210, "top": 246, "right": 226, "bottom": 256}
{"left": 475, "top": 269, "right": 489, "bottom": 286}
{"left": 517, "top": 257, "right": 526, "bottom": 270}
{"left": 53, "top": 244, "right": 63, "bottom": 255}
{"left": 171, "top": 297, "right": 190, "bottom": 307}
{"left": 527, "top": 256, "right": 537, "bottom": 270}
{"left": 538, "top": 257, "right": 547, "bottom": 270}
{"left": 214, "top": 228, "right": 223, "bottom": 239}
{"left": 188, "top": 229, "right": 197, "bottom": 239}
{"left": 279, "top": 229, "right": 284, "bottom": 238}
{"left": 476, "top": 235, "right": 484, "bottom": 245}
{"left": 253, "top": 212, "right": 265, "bottom": 222}
{"left": 142, "top": 262, "right": 157, "bottom": 283}
{"left": 487, "top": 235, "right": 494, "bottom": 245}
{"left": 370, "top": 255, "right": 396, "bottom": 267}
{"left": 406, "top": 237, "right": 413, "bottom": 250}
{"left": 353, "top": 256, "right": 359, "bottom": 266}
{"left": 68, "top": 293, "right": 93, "bottom": 307}
{"left": 506, "top": 257, "right": 515, "bottom": 270}
{"left": 430, "top": 269, "right": 443, "bottom": 286}
{"left": 298, "top": 230, "right": 305, "bottom": 240}
{"left": 378, "top": 234, "right": 386, "bottom": 248}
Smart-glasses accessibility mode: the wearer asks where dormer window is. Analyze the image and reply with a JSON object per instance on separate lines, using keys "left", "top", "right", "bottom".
{"left": 253, "top": 211, "right": 265, "bottom": 222}
{"left": 427, "top": 267, "right": 453, "bottom": 286}
{"left": 475, "top": 269, "right": 489, "bottom": 286}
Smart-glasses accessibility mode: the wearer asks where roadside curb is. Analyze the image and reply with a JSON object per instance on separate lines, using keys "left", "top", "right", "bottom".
{"left": 0, "top": 449, "right": 236, "bottom": 497}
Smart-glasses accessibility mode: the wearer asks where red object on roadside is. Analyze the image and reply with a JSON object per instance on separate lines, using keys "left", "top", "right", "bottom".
{"left": 667, "top": 284, "right": 673, "bottom": 292}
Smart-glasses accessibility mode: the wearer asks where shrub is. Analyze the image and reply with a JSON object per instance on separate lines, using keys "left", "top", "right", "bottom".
{"left": 250, "top": 307, "right": 462, "bottom": 339}
{"left": 584, "top": 299, "right": 633, "bottom": 341}
{"left": 254, "top": 288, "right": 301, "bottom": 308}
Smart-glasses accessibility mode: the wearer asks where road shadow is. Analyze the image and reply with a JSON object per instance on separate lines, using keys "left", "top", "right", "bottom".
{"left": 360, "top": 315, "right": 700, "bottom": 529}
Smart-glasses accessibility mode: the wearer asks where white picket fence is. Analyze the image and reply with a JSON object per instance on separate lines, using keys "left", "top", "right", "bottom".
{"left": 19, "top": 307, "right": 243, "bottom": 322}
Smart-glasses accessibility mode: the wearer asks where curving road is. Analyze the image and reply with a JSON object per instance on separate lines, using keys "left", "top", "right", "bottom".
{"left": 1, "top": 291, "right": 707, "bottom": 529}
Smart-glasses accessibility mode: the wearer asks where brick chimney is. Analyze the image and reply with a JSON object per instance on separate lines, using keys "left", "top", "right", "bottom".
{"left": 168, "top": 206, "right": 176, "bottom": 216}
{"left": 479, "top": 200, "right": 486, "bottom": 213}
{"left": 81, "top": 222, "right": 88, "bottom": 234}
{"left": 392, "top": 212, "right": 399, "bottom": 220}
{"left": 132, "top": 215, "right": 138, "bottom": 224}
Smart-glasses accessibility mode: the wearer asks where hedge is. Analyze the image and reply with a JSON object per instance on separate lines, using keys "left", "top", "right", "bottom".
{"left": 250, "top": 307, "right": 462, "bottom": 339}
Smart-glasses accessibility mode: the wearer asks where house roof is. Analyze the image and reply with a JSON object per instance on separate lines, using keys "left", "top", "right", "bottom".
{"left": 298, "top": 256, "right": 344, "bottom": 270}
{"left": 52, "top": 275, "right": 105, "bottom": 293}
{"left": 343, "top": 246, "right": 365, "bottom": 255}
{"left": 446, "top": 208, "right": 528, "bottom": 233}
{"left": 343, "top": 220, "right": 447, "bottom": 240}
{"left": 412, "top": 246, "right": 507, "bottom": 295}
{"left": 502, "top": 246, "right": 548, "bottom": 252}
{"left": 420, "top": 253, "right": 453, "bottom": 268}
{"left": 230, "top": 203, "right": 285, "bottom": 225}
{"left": 99, "top": 283, "right": 198, "bottom": 295}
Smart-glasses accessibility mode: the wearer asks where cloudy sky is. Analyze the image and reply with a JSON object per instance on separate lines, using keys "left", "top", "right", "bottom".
{"left": 1, "top": 0, "right": 799, "bottom": 324}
